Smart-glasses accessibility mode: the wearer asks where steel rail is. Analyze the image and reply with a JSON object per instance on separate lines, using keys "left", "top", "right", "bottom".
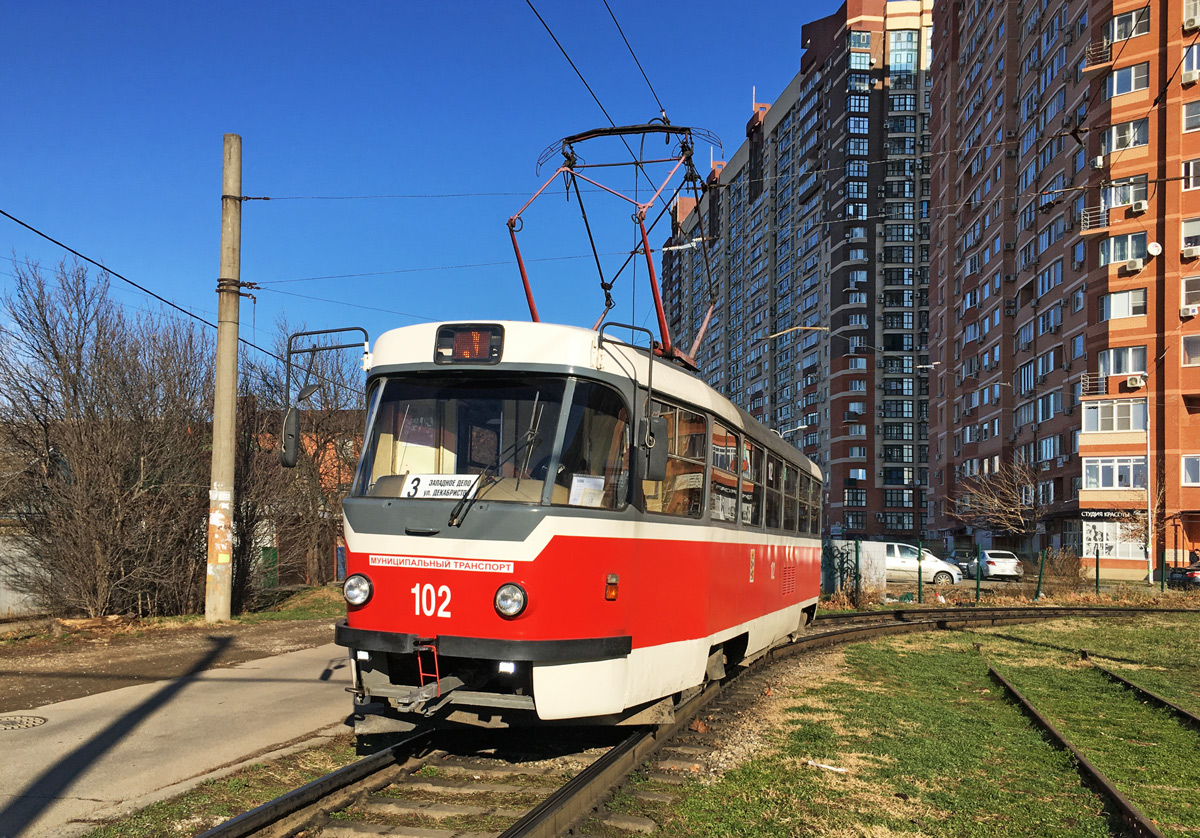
{"left": 1082, "top": 651, "right": 1200, "bottom": 731}
{"left": 988, "top": 665, "right": 1167, "bottom": 838}
{"left": 498, "top": 682, "right": 721, "bottom": 838}
{"left": 194, "top": 729, "right": 433, "bottom": 838}
{"left": 197, "top": 605, "right": 1194, "bottom": 837}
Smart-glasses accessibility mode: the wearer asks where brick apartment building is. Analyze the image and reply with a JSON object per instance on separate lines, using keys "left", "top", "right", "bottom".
{"left": 661, "top": 0, "right": 936, "bottom": 542}
{"left": 929, "top": 0, "right": 1200, "bottom": 576}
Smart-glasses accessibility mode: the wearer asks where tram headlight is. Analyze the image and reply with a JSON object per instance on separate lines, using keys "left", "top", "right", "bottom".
{"left": 494, "top": 583, "right": 527, "bottom": 618}
{"left": 343, "top": 574, "right": 373, "bottom": 606}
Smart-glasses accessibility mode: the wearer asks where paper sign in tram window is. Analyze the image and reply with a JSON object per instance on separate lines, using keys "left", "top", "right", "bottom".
{"left": 569, "top": 475, "right": 605, "bottom": 507}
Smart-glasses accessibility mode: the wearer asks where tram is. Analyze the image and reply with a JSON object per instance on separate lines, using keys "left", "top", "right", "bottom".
{"left": 332, "top": 319, "right": 823, "bottom": 731}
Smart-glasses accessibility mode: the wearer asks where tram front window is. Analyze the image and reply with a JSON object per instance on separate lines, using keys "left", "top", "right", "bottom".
{"left": 352, "top": 376, "right": 630, "bottom": 509}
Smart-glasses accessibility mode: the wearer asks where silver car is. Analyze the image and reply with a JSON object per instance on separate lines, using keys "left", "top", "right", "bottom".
{"left": 967, "top": 549, "right": 1025, "bottom": 580}
{"left": 885, "top": 543, "right": 963, "bottom": 585}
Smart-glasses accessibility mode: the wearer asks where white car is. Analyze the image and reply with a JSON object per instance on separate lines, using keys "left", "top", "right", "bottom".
{"left": 967, "top": 549, "right": 1025, "bottom": 580}
{"left": 884, "top": 543, "right": 963, "bottom": 585}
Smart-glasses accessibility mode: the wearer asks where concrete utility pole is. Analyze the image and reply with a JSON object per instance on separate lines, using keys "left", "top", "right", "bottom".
{"left": 206, "top": 133, "right": 242, "bottom": 623}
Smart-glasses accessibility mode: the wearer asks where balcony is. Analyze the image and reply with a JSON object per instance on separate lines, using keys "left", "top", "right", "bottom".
{"left": 1083, "top": 41, "right": 1112, "bottom": 71}
{"left": 1080, "top": 373, "right": 1109, "bottom": 396}
{"left": 1079, "top": 207, "right": 1109, "bottom": 233}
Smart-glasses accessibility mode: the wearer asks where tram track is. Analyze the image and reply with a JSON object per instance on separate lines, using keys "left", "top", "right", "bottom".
{"left": 196, "top": 604, "right": 1193, "bottom": 838}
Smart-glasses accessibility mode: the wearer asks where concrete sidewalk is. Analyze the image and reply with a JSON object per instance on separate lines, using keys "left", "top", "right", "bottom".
{"left": 0, "top": 643, "right": 352, "bottom": 838}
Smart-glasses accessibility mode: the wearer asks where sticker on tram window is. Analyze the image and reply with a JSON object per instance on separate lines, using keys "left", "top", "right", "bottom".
{"left": 401, "top": 474, "right": 480, "bottom": 499}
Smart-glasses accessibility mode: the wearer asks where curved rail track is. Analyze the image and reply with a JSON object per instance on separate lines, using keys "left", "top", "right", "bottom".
{"left": 196, "top": 605, "right": 1195, "bottom": 838}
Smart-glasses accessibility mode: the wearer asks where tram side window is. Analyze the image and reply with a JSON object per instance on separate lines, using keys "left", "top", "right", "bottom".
{"left": 709, "top": 422, "right": 739, "bottom": 522}
{"left": 798, "top": 473, "right": 814, "bottom": 533}
{"left": 805, "top": 473, "right": 822, "bottom": 535}
{"left": 810, "top": 475, "right": 822, "bottom": 535}
{"left": 551, "top": 381, "right": 630, "bottom": 509}
{"left": 741, "top": 441, "right": 764, "bottom": 528}
{"left": 782, "top": 462, "right": 799, "bottom": 532}
{"left": 642, "top": 401, "right": 706, "bottom": 518}
{"left": 765, "top": 455, "right": 782, "bottom": 530}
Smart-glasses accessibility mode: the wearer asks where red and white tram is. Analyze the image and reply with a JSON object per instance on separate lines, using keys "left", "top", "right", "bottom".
{"left": 334, "top": 319, "right": 823, "bottom": 731}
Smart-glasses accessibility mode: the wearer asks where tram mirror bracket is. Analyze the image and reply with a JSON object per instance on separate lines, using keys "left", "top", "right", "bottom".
{"left": 280, "top": 326, "right": 370, "bottom": 468}
{"left": 598, "top": 322, "right": 667, "bottom": 483}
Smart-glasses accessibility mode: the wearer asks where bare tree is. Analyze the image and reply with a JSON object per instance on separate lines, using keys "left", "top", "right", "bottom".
{"left": 947, "top": 459, "right": 1047, "bottom": 546}
{"left": 242, "top": 321, "right": 365, "bottom": 587}
{"left": 0, "top": 260, "right": 215, "bottom": 616}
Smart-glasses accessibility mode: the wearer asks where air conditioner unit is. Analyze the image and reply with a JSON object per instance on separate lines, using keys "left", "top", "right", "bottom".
{"left": 1182, "top": 304, "right": 1200, "bottom": 318}
{"left": 1186, "top": 16, "right": 1200, "bottom": 32}
{"left": 1092, "top": 156, "right": 1105, "bottom": 170}
{"left": 1125, "top": 258, "right": 1144, "bottom": 272}
{"left": 1005, "top": 149, "right": 1018, "bottom": 158}
{"left": 1126, "top": 374, "right": 1146, "bottom": 388}
{"left": 1036, "top": 374, "right": 1047, "bottom": 384}
{"left": 1005, "top": 130, "right": 1017, "bottom": 139}
{"left": 1182, "top": 246, "right": 1200, "bottom": 259}
{"left": 1184, "top": 70, "right": 1200, "bottom": 85}
{"left": 1130, "top": 200, "right": 1149, "bottom": 214}
{"left": 1009, "top": 432, "right": 1018, "bottom": 441}
{"left": 1062, "top": 115, "right": 1074, "bottom": 127}
{"left": 1004, "top": 274, "right": 1017, "bottom": 282}
{"left": 1004, "top": 242, "right": 1017, "bottom": 251}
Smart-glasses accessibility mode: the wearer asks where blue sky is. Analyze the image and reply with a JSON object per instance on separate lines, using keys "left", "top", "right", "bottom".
{"left": 2, "top": 1, "right": 842, "bottom": 357}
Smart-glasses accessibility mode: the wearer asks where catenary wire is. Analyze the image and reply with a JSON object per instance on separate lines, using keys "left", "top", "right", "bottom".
{"left": 602, "top": 0, "right": 667, "bottom": 118}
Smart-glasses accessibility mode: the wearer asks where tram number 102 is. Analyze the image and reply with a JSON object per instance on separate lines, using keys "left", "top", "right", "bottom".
{"left": 410, "top": 583, "right": 452, "bottom": 617}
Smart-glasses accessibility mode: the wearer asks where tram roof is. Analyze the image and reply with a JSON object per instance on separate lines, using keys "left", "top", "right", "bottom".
{"left": 370, "top": 320, "right": 821, "bottom": 479}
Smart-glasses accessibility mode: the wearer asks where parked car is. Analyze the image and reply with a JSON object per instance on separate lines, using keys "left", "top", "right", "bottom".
{"left": 1167, "top": 562, "right": 1200, "bottom": 590}
{"left": 965, "top": 549, "right": 1025, "bottom": 580}
{"left": 948, "top": 549, "right": 975, "bottom": 576}
{"left": 882, "top": 542, "right": 962, "bottom": 585}
{"left": 829, "top": 540, "right": 963, "bottom": 585}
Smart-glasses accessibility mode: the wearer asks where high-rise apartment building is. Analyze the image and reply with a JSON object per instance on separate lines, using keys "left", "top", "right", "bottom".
{"left": 662, "top": 0, "right": 935, "bottom": 541}
{"left": 929, "top": 0, "right": 1200, "bottom": 577}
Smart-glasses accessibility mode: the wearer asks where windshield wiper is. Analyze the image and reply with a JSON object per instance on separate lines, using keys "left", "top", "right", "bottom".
{"left": 448, "top": 396, "right": 544, "bottom": 528}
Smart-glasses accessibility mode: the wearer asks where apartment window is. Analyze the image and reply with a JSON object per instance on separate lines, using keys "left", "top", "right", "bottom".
{"left": 849, "top": 445, "right": 867, "bottom": 458}
{"left": 848, "top": 73, "right": 870, "bottom": 92}
{"left": 1185, "top": 276, "right": 1200, "bottom": 306}
{"left": 1103, "top": 119, "right": 1148, "bottom": 152}
{"left": 849, "top": 52, "right": 871, "bottom": 70}
{"left": 1186, "top": 44, "right": 1200, "bottom": 73}
{"left": 848, "top": 94, "right": 870, "bottom": 112}
{"left": 849, "top": 30, "right": 871, "bottom": 48}
{"left": 1098, "top": 345, "right": 1147, "bottom": 375}
{"left": 1083, "top": 456, "right": 1147, "bottom": 489}
{"left": 1105, "top": 63, "right": 1149, "bottom": 98}
{"left": 848, "top": 468, "right": 867, "bottom": 481}
{"left": 1184, "top": 218, "right": 1200, "bottom": 247}
{"left": 848, "top": 357, "right": 867, "bottom": 369}
{"left": 1185, "top": 335, "right": 1200, "bottom": 366}
{"left": 1105, "top": 7, "right": 1150, "bottom": 41}
{"left": 1185, "top": 158, "right": 1200, "bottom": 190}
{"left": 848, "top": 291, "right": 867, "bottom": 305}
{"left": 1106, "top": 175, "right": 1148, "bottom": 207}
{"left": 1186, "top": 102, "right": 1200, "bottom": 132}
{"left": 848, "top": 117, "right": 870, "bottom": 134}
{"left": 1098, "top": 232, "right": 1147, "bottom": 265}
{"left": 1183, "top": 455, "right": 1200, "bottom": 486}
{"left": 847, "top": 138, "right": 869, "bottom": 156}
{"left": 844, "top": 511, "right": 866, "bottom": 530}
{"left": 1082, "top": 399, "right": 1147, "bottom": 432}
{"left": 847, "top": 424, "right": 867, "bottom": 436}
{"left": 1099, "top": 289, "right": 1147, "bottom": 319}
{"left": 844, "top": 488, "right": 867, "bottom": 506}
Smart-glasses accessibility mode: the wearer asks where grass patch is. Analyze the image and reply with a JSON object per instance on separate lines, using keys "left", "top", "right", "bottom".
{"left": 81, "top": 734, "right": 358, "bottom": 837}
{"left": 620, "top": 619, "right": 1200, "bottom": 837}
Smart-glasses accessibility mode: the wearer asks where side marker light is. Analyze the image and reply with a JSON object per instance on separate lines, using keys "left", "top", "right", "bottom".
{"left": 605, "top": 573, "right": 619, "bottom": 601}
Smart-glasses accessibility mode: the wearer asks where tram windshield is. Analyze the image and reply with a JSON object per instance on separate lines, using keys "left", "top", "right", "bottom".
{"left": 352, "top": 375, "right": 630, "bottom": 509}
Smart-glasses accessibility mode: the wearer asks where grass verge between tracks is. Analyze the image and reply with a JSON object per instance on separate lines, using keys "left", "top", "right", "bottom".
{"left": 607, "top": 613, "right": 1200, "bottom": 837}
